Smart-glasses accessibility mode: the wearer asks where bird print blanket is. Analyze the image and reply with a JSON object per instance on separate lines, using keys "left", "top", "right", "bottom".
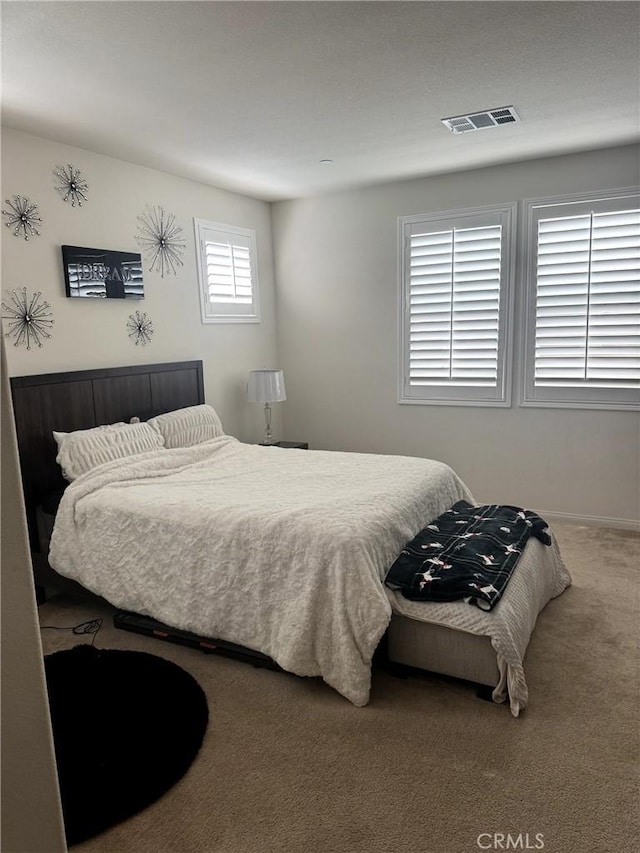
{"left": 384, "top": 501, "right": 552, "bottom": 611}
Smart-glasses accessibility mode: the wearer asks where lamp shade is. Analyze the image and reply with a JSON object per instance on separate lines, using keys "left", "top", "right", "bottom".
{"left": 247, "top": 369, "right": 286, "bottom": 403}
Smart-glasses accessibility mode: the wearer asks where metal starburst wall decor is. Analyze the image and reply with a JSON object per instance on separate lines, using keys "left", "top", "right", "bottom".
{"left": 2, "top": 195, "right": 43, "bottom": 240}
{"left": 127, "top": 310, "right": 154, "bottom": 345}
{"left": 136, "top": 205, "right": 185, "bottom": 278}
{"left": 54, "top": 164, "right": 89, "bottom": 207}
{"left": 1, "top": 288, "right": 54, "bottom": 349}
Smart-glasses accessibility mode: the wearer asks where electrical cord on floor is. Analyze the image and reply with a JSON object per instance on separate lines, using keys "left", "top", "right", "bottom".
{"left": 40, "top": 618, "right": 103, "bottom": 647}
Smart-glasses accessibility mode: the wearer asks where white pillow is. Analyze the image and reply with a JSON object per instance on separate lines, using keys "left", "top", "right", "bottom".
{"left": 54, "top": 422, "right": 165, "bottom": 481}
{"left": 147, "top": 404, "right": 224, "bottom": 448}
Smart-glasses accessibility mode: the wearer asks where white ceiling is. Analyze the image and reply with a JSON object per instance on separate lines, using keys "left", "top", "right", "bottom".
{"left": 2, "top": 1, "right": 639, "bottom": 201}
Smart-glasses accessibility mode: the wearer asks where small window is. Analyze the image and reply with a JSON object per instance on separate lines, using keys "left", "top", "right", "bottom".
{"left": 398, "top": 203, "right": 516, "bottom": 406}
{"left": 194, "top": 219, "right": 260, "bottom": 323}
{"left": 521, "top": 190, "right": 640, "bottom": 410}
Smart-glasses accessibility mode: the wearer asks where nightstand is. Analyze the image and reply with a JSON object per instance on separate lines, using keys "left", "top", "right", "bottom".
{"left": 259, "top": 441, "right": 309, "bottom": 449}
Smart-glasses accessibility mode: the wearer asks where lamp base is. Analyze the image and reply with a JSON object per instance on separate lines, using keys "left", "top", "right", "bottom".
{"left": 262, "top": 402, "right": 274, "bottom": 445}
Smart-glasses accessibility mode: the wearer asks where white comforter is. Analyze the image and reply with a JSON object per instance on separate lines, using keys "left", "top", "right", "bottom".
{"left": 49, "top": 436, "right": 472, "bottom": 706}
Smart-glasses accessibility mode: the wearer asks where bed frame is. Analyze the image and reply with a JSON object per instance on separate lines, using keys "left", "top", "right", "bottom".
{"left": 10, "top": 359, "right": 501, "bottom": 695}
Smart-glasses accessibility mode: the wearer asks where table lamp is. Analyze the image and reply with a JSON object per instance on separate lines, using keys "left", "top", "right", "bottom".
{"left": 247, "top": 369, "right": 286, "bottom": 445}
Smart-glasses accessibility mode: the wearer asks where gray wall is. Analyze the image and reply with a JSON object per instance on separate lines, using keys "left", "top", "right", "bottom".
{"left": 1, "top": 336, "right": 67, "bottom": 853}
{"left": 2, "top": 128, "right": 282, "bottom": 443}
{"left": 272, "top": 145, "right": 640, "bottom": 526}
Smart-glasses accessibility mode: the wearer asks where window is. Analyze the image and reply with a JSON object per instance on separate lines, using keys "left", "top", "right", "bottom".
{"left": 194, "top": 219, "right": 260, "bottom": 323}
{"left": 398, "top": 204, "right": 516, "bottom": 406}
{"left": 522, "top": 190, "right": 640, "bottom": 410}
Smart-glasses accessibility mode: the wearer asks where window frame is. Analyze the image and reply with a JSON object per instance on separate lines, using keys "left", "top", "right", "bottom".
{"left": 398, "top": 202, "right": 517, "bottom": 407}
{"left": 520, "top": 188, "right": 640, "bottom": 411}
{"left": 194, "top": 218, "right": 261, "bottom": 324}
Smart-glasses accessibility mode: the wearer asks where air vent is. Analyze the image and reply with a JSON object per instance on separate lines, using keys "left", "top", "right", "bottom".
{"left": 441, "top": 106, "right": 521, "bottom": 134}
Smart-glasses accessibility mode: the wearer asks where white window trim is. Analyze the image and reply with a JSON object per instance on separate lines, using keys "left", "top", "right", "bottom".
{"left": 520, "top": 187, "right": 640, "bottom": 411}
{"left": 194, "top": 218, "right": 261, "bottom": 324}
{"left": 398, "top": 202, "right": 517, "bottom": 407}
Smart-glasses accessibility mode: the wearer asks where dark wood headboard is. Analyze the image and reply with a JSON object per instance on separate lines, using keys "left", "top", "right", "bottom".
{"left": 10, "top": 360, "right": 204, "bottom": 550}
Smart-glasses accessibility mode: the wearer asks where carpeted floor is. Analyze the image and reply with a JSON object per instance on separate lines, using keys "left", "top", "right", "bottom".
{"left": 38, "top": 523, "right": 639, "bottom": 853}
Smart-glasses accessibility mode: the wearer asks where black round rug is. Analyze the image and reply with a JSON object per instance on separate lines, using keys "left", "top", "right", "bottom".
{"left": 44, "top": 644, "right": 209, "bottom": 846}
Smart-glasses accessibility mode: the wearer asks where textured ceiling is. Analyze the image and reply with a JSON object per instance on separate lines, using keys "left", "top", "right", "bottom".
{"left": 2, "top": 1, "right": 639, "bottom": 201}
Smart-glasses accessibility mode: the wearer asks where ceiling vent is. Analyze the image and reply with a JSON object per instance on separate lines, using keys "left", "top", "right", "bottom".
{"left": 441, "top": 106, "right": 521, "bottom": 134}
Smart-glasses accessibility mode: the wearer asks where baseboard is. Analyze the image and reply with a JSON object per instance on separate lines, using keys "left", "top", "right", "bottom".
{"left": 537, "top": 510, "right": 640, "bottom": 533}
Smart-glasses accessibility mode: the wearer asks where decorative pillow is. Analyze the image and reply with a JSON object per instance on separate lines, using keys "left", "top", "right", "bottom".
{"left": 147, "top": 404, "right": 224, "bottom": 449}
{"left": 54, "top": 422, "right": 165, "bottom": 481}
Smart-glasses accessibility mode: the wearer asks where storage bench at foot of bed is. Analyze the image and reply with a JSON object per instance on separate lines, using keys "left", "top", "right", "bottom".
{"left": 387, "top": 615, "right": 499, "bottom": 688}
{"left": 384, "top": 530, "right": 572, "bottom": 715}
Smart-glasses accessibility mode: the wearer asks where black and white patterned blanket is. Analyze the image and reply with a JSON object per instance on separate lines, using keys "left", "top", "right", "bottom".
{"left": 384, "top": 501, "right": 552, "bottom": 611}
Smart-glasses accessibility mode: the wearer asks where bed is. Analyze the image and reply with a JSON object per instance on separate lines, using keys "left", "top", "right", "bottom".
{"left": 11, "top": 360, "right": 571, "bottom": 716}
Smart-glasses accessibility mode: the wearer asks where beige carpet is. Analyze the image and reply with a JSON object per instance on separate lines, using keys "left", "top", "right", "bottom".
{"left": 39, "top": 523, "right": 639, "bottom": 853}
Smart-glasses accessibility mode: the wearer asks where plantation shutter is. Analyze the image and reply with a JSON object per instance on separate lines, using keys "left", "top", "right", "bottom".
{"left": 204, "top": 237, "right": 253, "bottom": 306}
{"left": 409, "top": 224, "right": 502, "bottom": 385}
{"left": 534, "top": 209, "right": 640, "bottom": 387}
{"left": 194, "top": 220, "right": 260, "bottom": 323}
{"left": 400, "top": 205, "right": 514, "bottom": 406}
{"left": 522, "top": 191, "right": 640, "bottom": 410}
